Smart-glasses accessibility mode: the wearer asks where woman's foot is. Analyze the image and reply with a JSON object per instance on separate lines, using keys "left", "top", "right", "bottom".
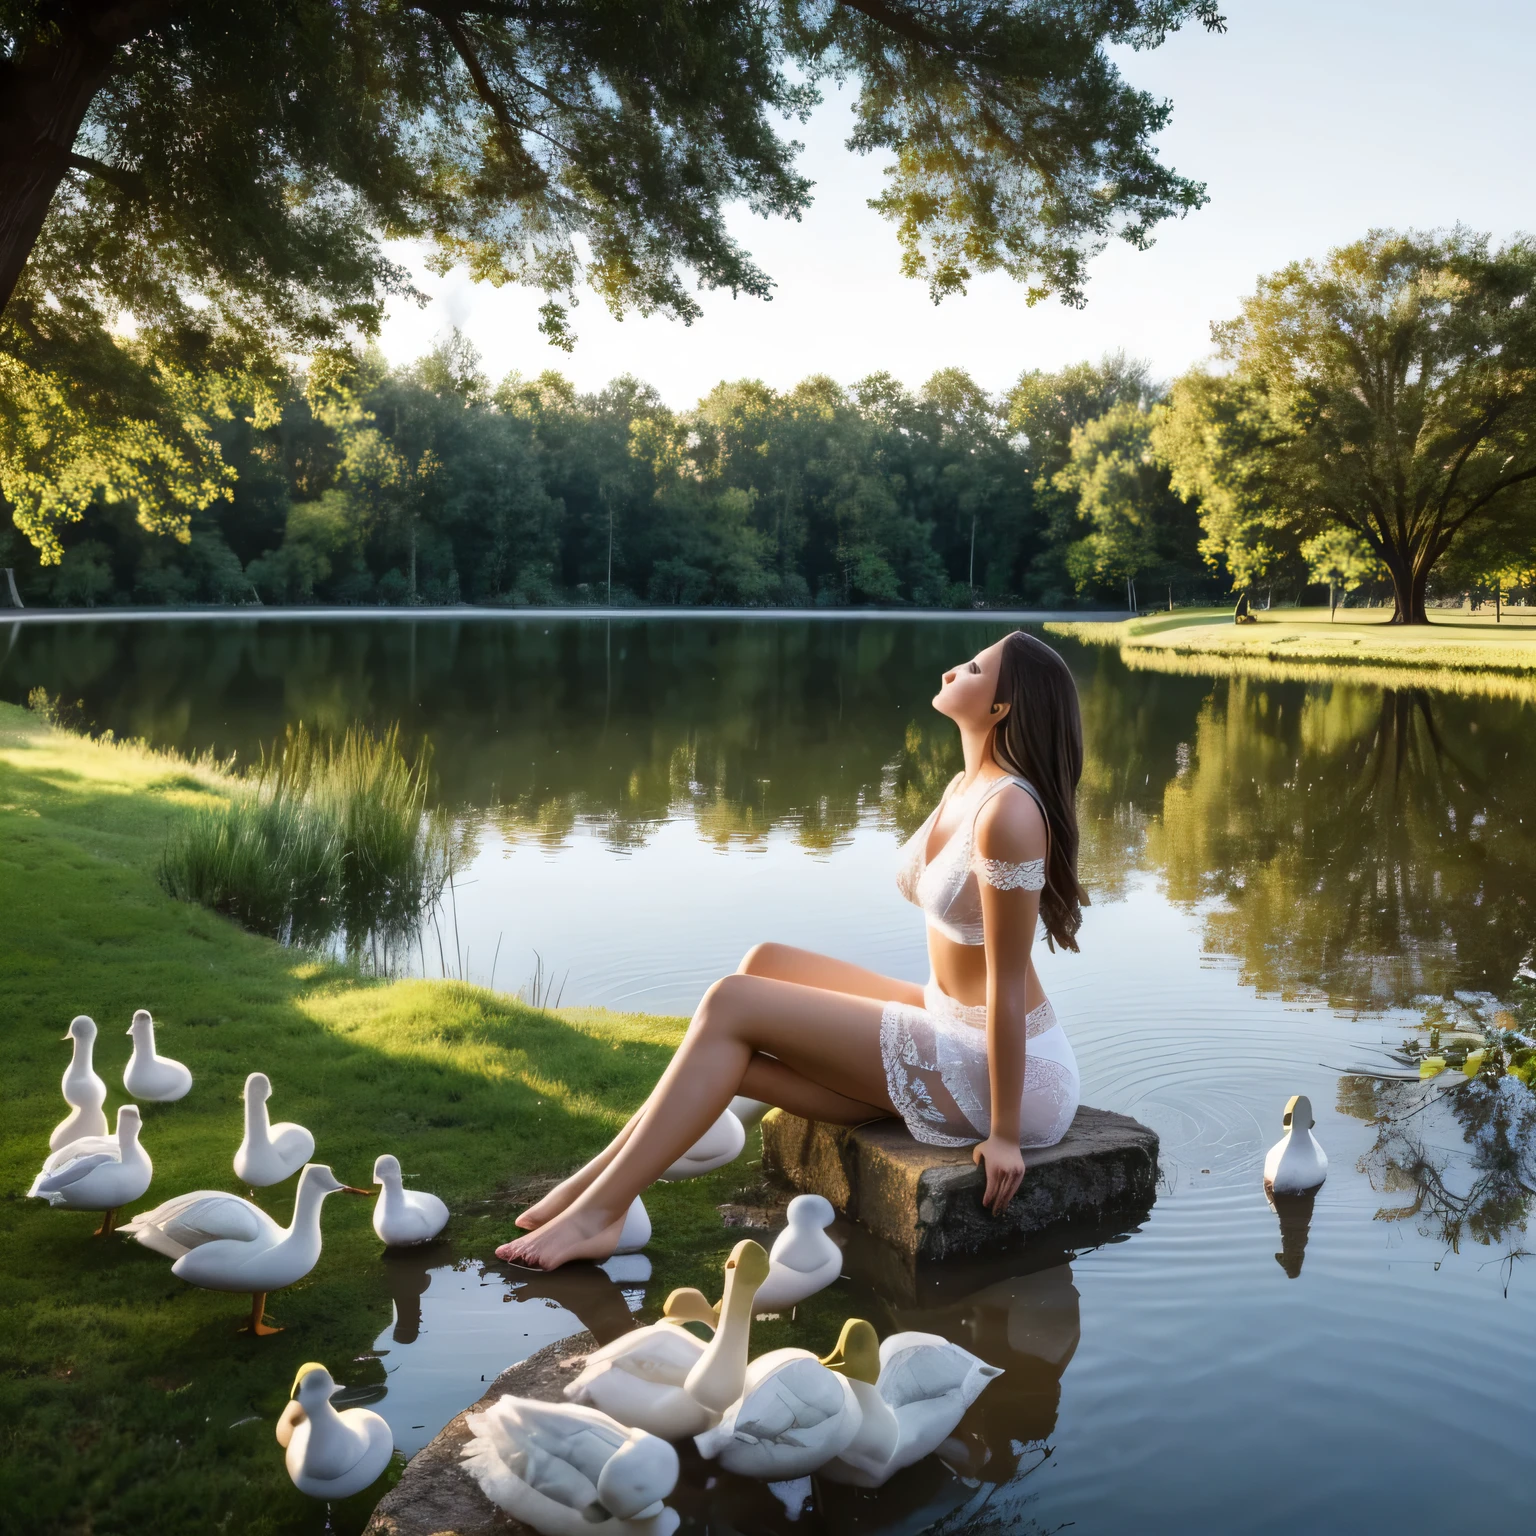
{"left": 496, "top": 1206, "right": 627, "bottom": 1270}
{"left": 516, "top": 1171, "right": 591, "bottom": 1230}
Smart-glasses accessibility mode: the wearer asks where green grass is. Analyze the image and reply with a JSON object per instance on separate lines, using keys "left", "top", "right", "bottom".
{"left": 0, "top": 703, "right": 787, "bottom": 1535}
{"left": 1049, "top": 606, "right": 1536, "bottom": 691}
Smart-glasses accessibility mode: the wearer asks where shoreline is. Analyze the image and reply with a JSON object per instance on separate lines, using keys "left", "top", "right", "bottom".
{"left": 1048, "top": 608, "right": 1536, "bottom": 683}
{"left": 2, "top": 604, "right": 1125, "bottom": 626}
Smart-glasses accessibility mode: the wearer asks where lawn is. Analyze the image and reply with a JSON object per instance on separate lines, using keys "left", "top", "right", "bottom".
{"left": 1049, "top": 605, "right": 1536, "bottom": 688}
{"left": 0, "top": 702, "right": 764, "bottom": 1535}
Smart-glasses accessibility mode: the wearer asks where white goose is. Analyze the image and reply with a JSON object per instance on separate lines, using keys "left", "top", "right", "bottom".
{"left": 753, "top": 1194, "right": 841, "bottom": 1314}
{"left": 371, "top": 1154, "right": 449, "bottom": 1247}
{"left": 277, "top": 1361, "right": 394, "bottom": 1498}
{"left": 29, "top": 1104, "right": 153, "bottom": 1236}
{"left": 1264, "top": 1094, "right": 1328, "bottom": 1195}
{"left": 123, "top": 1009, "right": 192, "bottom": 1102}
{"left": 461, "top": 1395, "right": 680, "bottom": 1536}
{"left": 50, "top": 1015, "right": 108, "bottom": 1151}
{"left": 661, "top": 1107, "right": 745, "bottom": 1180}
{"left": 121, "top": 1162, "right": 369, "bottom": 1334}
{"left": 564, "top": 1285, "right": 732, "bottom": 1441}
{"left": 693, "top": 1326, "right": 864, "bottom": 1481}
{"left": 234, "top": 1072, "right": 315, "bottom": 1187}
{"left": 820, "top": 1325, "right": 1003, "bottom": 1487}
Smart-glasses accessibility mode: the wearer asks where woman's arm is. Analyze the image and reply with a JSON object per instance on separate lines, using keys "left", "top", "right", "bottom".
{"left": 973, "top": 785, "right": 1049, "bottom": 1212}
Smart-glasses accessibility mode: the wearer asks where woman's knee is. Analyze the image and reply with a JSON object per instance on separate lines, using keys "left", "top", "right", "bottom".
{"left": 694, "top": 972, "right": 757, "bottom": 1035}
{"left": 737, "top": 941, "right": 788, "bottom": 977}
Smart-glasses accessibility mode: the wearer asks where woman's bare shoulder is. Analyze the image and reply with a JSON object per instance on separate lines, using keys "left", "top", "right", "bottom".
{"left": 974, "top": 778, "right": 1048, "bottom": 862}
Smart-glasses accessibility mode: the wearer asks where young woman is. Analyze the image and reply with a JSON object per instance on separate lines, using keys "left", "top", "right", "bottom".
{"left": 498, "top": 630, "right": 1087, "bottom": 1269}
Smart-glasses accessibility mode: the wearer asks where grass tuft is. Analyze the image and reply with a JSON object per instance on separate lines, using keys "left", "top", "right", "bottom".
{"left": 158, "top": 723, "right": 454, "bottom": 958}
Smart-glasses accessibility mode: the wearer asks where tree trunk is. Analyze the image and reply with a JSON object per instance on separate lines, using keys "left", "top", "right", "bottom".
{"left": 0, "top": 4, "right": 172, "bottom": 316}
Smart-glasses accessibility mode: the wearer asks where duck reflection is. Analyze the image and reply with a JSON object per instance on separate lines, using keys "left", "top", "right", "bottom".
{"left": 381, "top": 1248, "right": 435, "bottom": 1344}
{"left": 1267, "top": 1191, "right": 1317, "bottom": 1279}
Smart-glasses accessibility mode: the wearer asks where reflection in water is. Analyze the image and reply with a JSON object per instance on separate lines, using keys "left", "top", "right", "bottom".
{"left": 1268, "top": 1192, "right": 1316, "bottom": 1279}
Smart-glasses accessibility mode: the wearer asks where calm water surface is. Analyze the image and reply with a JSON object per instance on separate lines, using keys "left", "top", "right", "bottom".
{"left": 6, "top": 615, "right": 1536, "bottom": 1534}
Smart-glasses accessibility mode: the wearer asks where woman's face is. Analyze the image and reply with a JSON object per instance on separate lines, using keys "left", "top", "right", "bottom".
{"left": 933, "top": 639, "right": 1010, "bottom": 729}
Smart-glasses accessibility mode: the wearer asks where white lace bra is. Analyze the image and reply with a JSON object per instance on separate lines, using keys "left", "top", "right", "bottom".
{"left": 895, "top": 772, "right": 1047, "bottom": 945}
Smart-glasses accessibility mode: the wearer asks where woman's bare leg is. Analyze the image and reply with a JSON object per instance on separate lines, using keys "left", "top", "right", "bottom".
{"left": 738, "top": 942, "right": 926, "bottom": 1007}
{"left": 498, "top": 974, "right": 895, "bottom": 1269}
{"left": 514, "top": 947, "right": 914, "bottom": 1230}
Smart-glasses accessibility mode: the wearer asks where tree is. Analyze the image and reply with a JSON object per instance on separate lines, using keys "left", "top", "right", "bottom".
{"left": 1, "top": 0, "right": 1224, "bottom": 564}
{"left": 1301, "top": 527, "right": 1383, "bottom": 618}
{"left": 1161, "top": 230, "right": 1536, "bottom": 624}
{"left": 1006, "top": 351, "right": 1155, "bottom": 600}
{"left": 1051, "top": 399, "right": 1200, "bottom": 597}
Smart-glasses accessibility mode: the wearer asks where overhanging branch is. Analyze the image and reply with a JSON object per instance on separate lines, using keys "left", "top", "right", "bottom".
{"left": 66, "top": 152, "right": 146, "bottom": 198}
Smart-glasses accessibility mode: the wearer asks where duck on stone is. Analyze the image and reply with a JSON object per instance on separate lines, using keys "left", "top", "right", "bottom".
{"left": 123, "top": 1009, "right": 192, "bottom": 1102}
{"left": 563, "top": 1262, "right": 754, "bottom": 1443}
{"left": 461, "top": 1395, "right": 681, "bottom": 1536}
{"left": 51, "top": 1015, "right": 108, "bottom": 1151}
{"left": 1263, "top": 1094, "right": 1328, "bottom": 1195}
{"left": 234, "top": 1072, "right": 315, "bottom": 1188}
{"left": 29, "top": 1104, "right": 153, "bottom": 1236}
{"left": 277, "top": 1361, "right": 394, "bottom": 1498}
{"left": 752, "top": 1194, "right": 841, "bottom": 1314}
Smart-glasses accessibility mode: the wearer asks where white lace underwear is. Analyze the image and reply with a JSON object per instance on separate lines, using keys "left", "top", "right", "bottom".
{"left": 879, "top": 977, "right": 1080, "bottom": 1149}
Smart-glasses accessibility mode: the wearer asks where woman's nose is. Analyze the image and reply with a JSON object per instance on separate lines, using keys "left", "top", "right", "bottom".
{"left": 942, "top": 669, "right": 955, "bottom": 683}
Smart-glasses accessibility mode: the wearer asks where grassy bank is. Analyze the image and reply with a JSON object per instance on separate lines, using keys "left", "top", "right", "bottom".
{"left": 1048, "top": 607, "right": 1536, "bottom": 692}
{"left": 0, "top": 704, "right": 761, "bottom": 1535}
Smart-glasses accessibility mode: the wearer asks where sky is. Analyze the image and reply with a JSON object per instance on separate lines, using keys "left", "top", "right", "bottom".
{"left": 375, "top": 0, "right": 1535, "bottom": 407}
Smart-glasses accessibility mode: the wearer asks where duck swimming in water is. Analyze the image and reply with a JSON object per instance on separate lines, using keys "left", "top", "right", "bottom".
{"left": 1263, "top": 1094, "right": 1327, "bottom": 1195}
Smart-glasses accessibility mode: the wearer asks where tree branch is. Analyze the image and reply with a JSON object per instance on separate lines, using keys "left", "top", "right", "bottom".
{"left": 66, "top": 151, "right": 146, "bottom": 197}
{"left": 835, "top": 0, "right": 955, "bottom": 53}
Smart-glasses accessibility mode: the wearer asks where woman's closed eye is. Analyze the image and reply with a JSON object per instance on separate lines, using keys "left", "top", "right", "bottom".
{"left": 968, "top": 661, "right": 981, "bottom": 674}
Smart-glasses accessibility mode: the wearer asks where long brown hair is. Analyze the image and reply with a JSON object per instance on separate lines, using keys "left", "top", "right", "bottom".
{"left": 991, "top": 631, "right": 1087, "bottom": 952}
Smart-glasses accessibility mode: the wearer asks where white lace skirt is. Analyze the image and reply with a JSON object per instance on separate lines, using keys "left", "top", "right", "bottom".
{"left": 879, "top": 978, "right": 1080, "bottom": 1149}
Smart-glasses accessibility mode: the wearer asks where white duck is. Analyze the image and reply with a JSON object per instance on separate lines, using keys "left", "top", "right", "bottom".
{"left": 1264, "top": 1094, "right": 1328, "bottom": 1195}
{"left": 752, "top": 1193, "right": 841, "bottom": 1314}
{"left": 564, "top": 1281, "right": 739, "bottom": 1442}
{"left": 461, "top": 1395, "right": 680, "bottom": 1536}
{"left": 613, "top": 1197, "right": 650, "bottom": 1256}
{"left": 820, "top": 1325, "right": 1003, "bottom": 1487}
{"left": 122, "top": 1009, "right": 192, "bottom": 1102}
{"left": 29, "top": 1104, "right": 153, "bottom": 1236}
{"left": 727, "top": 1096, "right": 770, "bottom": 1128}
{"left": 121, "top": 1162, "right": 369, "bottom": 1334}
{"left": 234, "top": 1072, "right": 315, "bottom": 1187}
{"left": 50, "top": 1014, "right": 108, "bottom": 1151}
{"left": 276, "top": 1361, "right": 394, "bottom": 1498}
{"left": 692, "top": 1324, "right": 864, "bottom": 1481}
{"left": 661, "top": 1107, "right": 745, "bottom": 1180}
{"left": 371, "top": 1154, "right": 449, "bottom": 1246}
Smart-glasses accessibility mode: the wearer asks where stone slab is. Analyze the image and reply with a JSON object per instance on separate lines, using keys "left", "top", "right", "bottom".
{"left": 760, "top": 1104, "right": 1159, "bottom": 1262}
{"left": 365, "top": 1331, "right": 598, "bottom": 1536}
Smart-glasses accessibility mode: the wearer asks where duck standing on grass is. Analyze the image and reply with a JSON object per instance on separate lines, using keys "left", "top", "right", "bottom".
{"left": 51, "top": 1014, "right": 108, "bottom": 1151}
{"left": 234, "top": 1072, "right": 315, "bottom": 1188}
{"left": 122, "top": 1009, "right": 192, "bottom": 1102}
{"left": 29, "top": 1104, "right": 153, "bottom": 1236}
{"left": 753, "top": 1194, "right": 841, "bottom": 1314}
{"left": 121, "top": 1162, "right": 370, "bottom": 1335}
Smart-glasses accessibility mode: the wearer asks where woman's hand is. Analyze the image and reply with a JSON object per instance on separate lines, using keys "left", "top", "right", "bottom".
{"left": 972, "top": 1135, "right": 1026, "bottom": 1213}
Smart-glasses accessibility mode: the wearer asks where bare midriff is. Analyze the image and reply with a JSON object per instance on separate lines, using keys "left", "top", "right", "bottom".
{"left": 927, "top": 928, "right": 1048, "bottom": 1018}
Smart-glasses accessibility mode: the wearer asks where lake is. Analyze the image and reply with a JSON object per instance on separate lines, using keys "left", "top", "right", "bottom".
{"left": 5, "top": 612, "right": 1536, "bottom": 1534}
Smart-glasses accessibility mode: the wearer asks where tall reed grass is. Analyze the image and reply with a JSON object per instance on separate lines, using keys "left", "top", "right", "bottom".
{"left": 159, "top": 723, "right": 455, "bottom": 958}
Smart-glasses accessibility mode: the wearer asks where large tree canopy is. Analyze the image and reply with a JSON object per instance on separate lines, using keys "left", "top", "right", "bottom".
{"left": 1157, "top": 229, "right": 1536, "bottom": 623}
{"left": 0, "top": 0, "right": 1224, "bottom": 563}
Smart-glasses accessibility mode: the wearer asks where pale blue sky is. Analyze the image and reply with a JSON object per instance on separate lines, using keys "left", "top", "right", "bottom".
{"left": 377, "top": 0, "right": 1534, "bottom": 404}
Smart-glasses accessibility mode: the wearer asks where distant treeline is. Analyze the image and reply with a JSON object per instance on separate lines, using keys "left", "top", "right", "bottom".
{"left": 1, "top": 338, "right": 1224, "bottom": 610}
